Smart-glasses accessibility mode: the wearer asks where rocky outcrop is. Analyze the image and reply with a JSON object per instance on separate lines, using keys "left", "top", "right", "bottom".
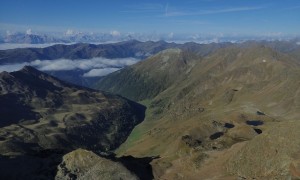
{"left": 56, "top": 149, "right": 138, "bottom": 180}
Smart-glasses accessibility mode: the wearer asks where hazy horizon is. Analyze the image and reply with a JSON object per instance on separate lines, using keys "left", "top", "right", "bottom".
{"left": 1, "top": 0, "right": 300, "bottom": 40}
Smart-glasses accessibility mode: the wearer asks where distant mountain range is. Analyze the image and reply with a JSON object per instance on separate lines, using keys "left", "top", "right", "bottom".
{"left": 0, "top": 32, "right": 107, "bottom": 44}
{"left": 1, "top": 32, "right": 136, "bottom": 44}
{"left": 1, "top": 39, "right": 299, "bottom": 87}
{"left": 0, "top": 40, "right": 231, "bottom": 86}
{"left": 2, "top": 33, "right": 68, "bottom": 44}
{"left": 1, "top": 31, "right": 299, "bottom": 45}
{"left": 0, "top": 40, "right": 232, "bottom": 63}
{"left": 0, "top": 32, "right": 174, "bottom": 44}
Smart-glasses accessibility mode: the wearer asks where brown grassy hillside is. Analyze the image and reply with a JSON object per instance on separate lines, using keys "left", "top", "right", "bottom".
{"left": 96, "top": 43, "right": 300, "bottom": 179}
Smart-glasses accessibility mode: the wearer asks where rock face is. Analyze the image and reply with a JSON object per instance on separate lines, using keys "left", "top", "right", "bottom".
{"left": 56, "top": 149, "right": 138, "bottom": 180}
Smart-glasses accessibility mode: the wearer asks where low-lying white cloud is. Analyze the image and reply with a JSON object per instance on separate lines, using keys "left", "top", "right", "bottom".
{"left": 31, "top": 57, "right": 139, "bottom": 71}
{"left": 0, "top": 57, "right": 140, "bottom": 77}
{"left": 83, "top": 68, "right": 120, "bottom": 77}
{"left": 31, "top": 59, "right": 78, "bottom": 71}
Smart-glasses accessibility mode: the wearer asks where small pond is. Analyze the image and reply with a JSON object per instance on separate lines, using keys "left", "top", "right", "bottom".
{"left": 246, "top": 120, "right": 264, "bottom": 126}
{"left": 209, "top": 132, "right": 224, "bottom": 140}
{"left": 224, "top": 123, "right": 235, "bottom": 128}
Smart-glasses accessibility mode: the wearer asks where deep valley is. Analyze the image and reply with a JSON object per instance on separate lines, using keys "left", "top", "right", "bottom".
{"left": 0, "top": 39, "right": 300, "bottom": 179}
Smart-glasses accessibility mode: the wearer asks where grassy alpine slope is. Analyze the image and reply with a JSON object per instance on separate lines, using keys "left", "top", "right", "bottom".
{"left": 95, "top": 42, "right": 300, "bottom": 179}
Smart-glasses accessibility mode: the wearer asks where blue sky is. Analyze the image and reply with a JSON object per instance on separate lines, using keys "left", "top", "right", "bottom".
{"left": 0, "top": 0, "right": 300, "bottom": 36}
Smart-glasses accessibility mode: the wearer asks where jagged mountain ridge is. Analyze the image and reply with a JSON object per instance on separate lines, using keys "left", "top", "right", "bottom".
{"left": 3, "top": 33, "right": 67, "bottom": 44}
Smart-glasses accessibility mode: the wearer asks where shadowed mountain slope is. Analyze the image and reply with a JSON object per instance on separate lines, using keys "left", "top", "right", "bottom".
{"left": 94, "top": 49, "right": 200, "bottom": 101}
{"left": 0, "top": 66, "right": 146, "bottom": 155}
{"left": 0, "top": 66, "right": 151, "bottom": 179}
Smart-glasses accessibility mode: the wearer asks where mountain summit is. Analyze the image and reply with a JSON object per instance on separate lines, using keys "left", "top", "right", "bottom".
{"left": 94, "top": 48, "right": 200, "bottom": 101}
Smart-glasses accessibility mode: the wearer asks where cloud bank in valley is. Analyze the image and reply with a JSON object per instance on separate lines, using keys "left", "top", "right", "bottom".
{"left": 83, "top": 68, "right": 121, "bottom": 77}
{"left": 0, "top": 57, "right": 140, "bottom": 77}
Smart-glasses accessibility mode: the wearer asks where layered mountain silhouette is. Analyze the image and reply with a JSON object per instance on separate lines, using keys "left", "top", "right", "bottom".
{"left": 3, "top": 33, "right": 66, "bottom": 44}
{"left": 95, "top": 43, "right": 300, "bottom": 179}
{"left": 1, "top": 40, "right": 299, "bottom": 64}
{"left": 0, "top": 66, "right": 148, "bottom": 179}
{"left": 0, "top": 40, "right": 233, "bottom": 87}
{"left": 0, "top": 40, "right": 232, "bottom": 64}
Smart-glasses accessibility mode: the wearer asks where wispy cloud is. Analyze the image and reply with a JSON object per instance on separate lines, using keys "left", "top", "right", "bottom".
{"left": 120, "top": 3, "right": 264, "bottom": 21}
{"left": 165, "top": 6, "right": 264, "bottom": 17}
{"left": 31, "top": 57, "right": 139, "bottom": 71}
{"left": 83, "top": 68, "right": 120, "bottom": 77}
